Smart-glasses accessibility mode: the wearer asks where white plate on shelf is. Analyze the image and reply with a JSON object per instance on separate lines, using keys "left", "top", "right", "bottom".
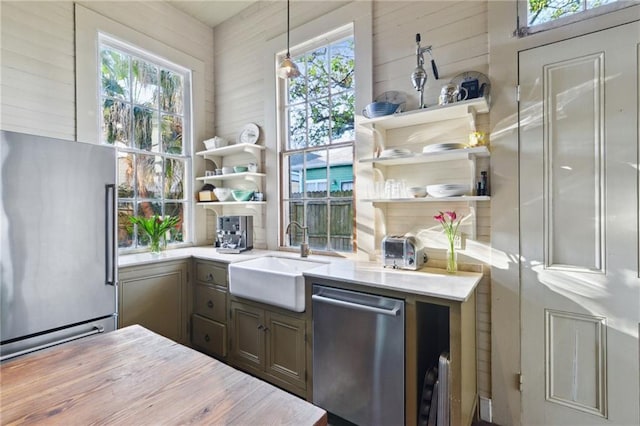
{"left": 236, "top": 123, "right": 260, "bottom": 145}
{"left": 380, "top": 148, "right": 412, "bottom": 158}
{"left": 426, "top": 184, "right": 469, "bottom": 198}
{"left": 422, "top": 143, "right": 466, "bottom": 153}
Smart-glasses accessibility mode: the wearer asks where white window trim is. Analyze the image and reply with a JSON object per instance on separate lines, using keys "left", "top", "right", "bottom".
{"left": 263, "top": 1, "right": 372, "bottom": 251}
{"left": 75, "top": 4, "right": 206, "bottom": 250}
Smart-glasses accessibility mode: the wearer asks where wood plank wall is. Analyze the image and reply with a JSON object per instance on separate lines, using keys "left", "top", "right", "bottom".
{"left": 214, "top": 0, "right": 491, "bottom": 399}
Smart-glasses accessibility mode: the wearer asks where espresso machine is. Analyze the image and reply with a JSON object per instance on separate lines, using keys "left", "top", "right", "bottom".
{"left": 216, "top": 216, "right": 253, "bottom": 253}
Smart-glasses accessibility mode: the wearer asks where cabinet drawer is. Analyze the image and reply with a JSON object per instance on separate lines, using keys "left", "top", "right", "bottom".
{"left": 195, "top": 261, "right": 227, "bottom": 287}
{"left": 192, "top": 314, "right": 227, "bottom": 358}
{"left": 194, "top": 284, "right": 227, "bottom": 323}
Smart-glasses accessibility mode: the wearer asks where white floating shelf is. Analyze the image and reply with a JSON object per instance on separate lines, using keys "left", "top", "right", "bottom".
{"left": 197, "top": 201, "right": 266, "bottom": 207}
{"left": 359, "top": 97, "right": 489, "bottom": 131}
{"left": 359, "top": 146, "right": 489, "bottom": 166}
{"left": 361, "top": 196, "right": 490, "bottom": 203}
{"left": 196, "top": 172, "right": 266, "bottom": 182}
{"left": 196, "top": 144, "right": 265, "bottom": 160}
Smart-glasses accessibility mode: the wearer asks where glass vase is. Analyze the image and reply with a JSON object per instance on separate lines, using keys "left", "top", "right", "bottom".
{"left": 446, "top": 244, "right": 458, "bottom": 273}
{"left": 149, "top": 237, "right": 162, "bottom": 254}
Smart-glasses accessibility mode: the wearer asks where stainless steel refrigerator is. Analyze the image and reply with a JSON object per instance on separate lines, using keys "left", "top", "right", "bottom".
{"left": 1, "top": 130, "right": 117, "bottom": 360}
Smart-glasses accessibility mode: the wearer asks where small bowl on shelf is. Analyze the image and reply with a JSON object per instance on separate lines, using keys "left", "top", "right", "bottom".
{"left": 221, "top": 166, "right": 234, "bottom": 175}
{"left": 204, "top": 136, "right": 228, "bottom": 150}
{"left": 363, "top": 102, "right": 400, "bottom": 119}
{"left": 233, "top": 166, "right": 249, "bottom": 173}
{"left": 407, "top": 186, "right": 427, "bottom": 198}
{"left": 213, "top": 187, "right": 234, "bottom": 201}
{"left": 231, "top": 189, "right": 254, "bottom": 202}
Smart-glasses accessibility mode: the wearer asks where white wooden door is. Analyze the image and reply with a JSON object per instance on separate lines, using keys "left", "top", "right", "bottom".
{"left": 519, "top": 22, "right": 639, "bottom": 425}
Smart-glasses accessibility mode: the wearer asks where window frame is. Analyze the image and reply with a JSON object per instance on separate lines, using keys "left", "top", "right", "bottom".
{"left": 75, "top": 4, "right": 206, "bottom": 252}
{"left": 99, "top": 36, "right": 193, "bottom": 252}
{"left": 516, "top": 0, "right": 635, "bottom": 36}
{"left": 262, "top": 1, "right": 372, "bottom": 255}
{"left": 278, "top": 29, "right": 356, "bottom": 254}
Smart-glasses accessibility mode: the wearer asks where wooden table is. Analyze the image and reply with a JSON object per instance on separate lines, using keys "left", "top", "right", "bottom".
{"left": 0, "top": 325, "right": 327, "bottom": 425}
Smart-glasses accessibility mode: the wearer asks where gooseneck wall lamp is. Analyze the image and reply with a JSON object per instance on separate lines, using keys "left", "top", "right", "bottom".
{"left": 277, "top": 0, "right": 301, "bottom": 79}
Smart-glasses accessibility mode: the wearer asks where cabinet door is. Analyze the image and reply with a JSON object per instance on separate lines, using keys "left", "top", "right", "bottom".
{"left": 230, "top": 301, "right": 265, "bottom": 372}
{"left": 118, "top": 261, "right": 189, "bottom": 345}
{"left": 265, "top": 311, "right": 306, "bottom": 390}
{"left": 192, "top": 314, "right": 227, "bottom": 358}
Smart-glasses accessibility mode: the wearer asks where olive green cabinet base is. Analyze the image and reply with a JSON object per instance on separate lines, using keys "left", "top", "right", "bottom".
{"left": 230, "top": 300, "right": 307, "bottom": 397}
{"left": 118, "top": 260, "right": 189, "bottom": 345}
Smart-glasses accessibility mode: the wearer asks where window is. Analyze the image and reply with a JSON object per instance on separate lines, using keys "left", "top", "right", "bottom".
{"left": 99, "top": 37, "right": 191, "bottom": 250}
{"left": 519, "top": 0, "right": 630, "bottom": 34}
{"left": 279, "top": 30, "right": 355, "bottom": 253}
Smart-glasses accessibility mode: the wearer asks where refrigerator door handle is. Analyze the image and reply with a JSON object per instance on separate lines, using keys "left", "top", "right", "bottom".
{"left": 105, "top": 184, "right": 116, "bottom": 286}
{"left": 0, "top": 325, "right": 105, "bottom": 362}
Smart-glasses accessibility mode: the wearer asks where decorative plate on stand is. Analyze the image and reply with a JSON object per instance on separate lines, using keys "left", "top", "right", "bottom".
{"left": 237, "top": 123, "right": 260, "bottom": 145}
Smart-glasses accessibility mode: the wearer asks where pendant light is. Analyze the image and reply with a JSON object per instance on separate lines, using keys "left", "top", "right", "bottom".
{"left": 277, "top": 0, "right": 300, "bottom": 79}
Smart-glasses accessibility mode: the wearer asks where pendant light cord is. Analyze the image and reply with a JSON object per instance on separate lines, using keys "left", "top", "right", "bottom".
{"left": 286, "top": 0, "right": 291, "bottom": 57}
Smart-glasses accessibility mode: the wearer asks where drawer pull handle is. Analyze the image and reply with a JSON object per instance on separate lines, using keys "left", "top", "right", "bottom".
{"left": 204, "top": 334, "right": 211, "bottom": 342}
{"left": 207, "top": 300, "right": 214, "bottom": 308}
{"left": 206, "top": 273, "right": 214, "bottom": 281}
{"left": 263, "top": 327, "right": 269, "bottom": 332}
{"left": 257, "top": 324, "right": 264, "bottom": 330}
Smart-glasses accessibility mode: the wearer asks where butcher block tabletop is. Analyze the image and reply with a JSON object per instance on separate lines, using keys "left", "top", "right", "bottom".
{"left": 0, "top": 325, "right": 327, "bottom": 425}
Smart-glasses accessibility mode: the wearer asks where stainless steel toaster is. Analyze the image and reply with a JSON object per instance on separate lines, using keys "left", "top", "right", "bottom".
{"left": 382, "top": 235, "right": 425, "bottom": 270}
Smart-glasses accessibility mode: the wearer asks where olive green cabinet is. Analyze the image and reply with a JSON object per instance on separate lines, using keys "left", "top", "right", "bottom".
{"left": 230, "top": 300, "right": 307, "bottom": 396}
{"left": 191, "top": 260, "right": 228, "bottom": 359}
{"left": 118, "top": 260, "right": 189, "bottom": 345}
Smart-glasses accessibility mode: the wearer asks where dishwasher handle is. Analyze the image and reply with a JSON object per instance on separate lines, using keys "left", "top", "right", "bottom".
{"left": 312, "top": 294, "right": 400, "bottom": 317}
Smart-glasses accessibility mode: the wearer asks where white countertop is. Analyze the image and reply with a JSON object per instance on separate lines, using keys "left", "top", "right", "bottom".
{"left": 119, "top": 247, "right": 482, "bottom": 302}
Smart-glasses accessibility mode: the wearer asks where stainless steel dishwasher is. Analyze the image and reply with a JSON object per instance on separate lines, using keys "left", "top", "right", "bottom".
{"left": 312, "top": 285, "right": 405, "bottom": 425}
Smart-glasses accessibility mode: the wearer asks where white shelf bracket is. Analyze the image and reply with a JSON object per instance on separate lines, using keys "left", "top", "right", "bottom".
{"left": 466, "top": 105, "right": 478, "bottom": 131}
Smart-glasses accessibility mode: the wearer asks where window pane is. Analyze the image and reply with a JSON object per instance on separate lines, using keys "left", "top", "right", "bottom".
{"left": 306, "top": 151, "right": 328, "bottom": 196}
{"left": 329, "top": 199, "right": 353, "bottom": 251}
{"left": 330, "top": 39, "right": 355, "bottom": 92}
{"left": 135, "top": 201, "right": 161, "bottom": 246}
{"left": 101, "top": 48, "right": 129, "bottom": 100}
{"left": 160, "top": 70, "right": 184, "bottom": 114}
{"left": 162, "top": 114, "right": 183, "bottom": 154}
{"left": 308, "top": 100, "right": 330, "bottom": 146}
{"left": 133, "top": 106, "right": 158, "bottom": 151}
{"left": 165, "top": 203, "right": 185, "bottom": 243}
{"left": 530, "top": 0, "right": 582, "bottom": 25}
{"left": 132, "top": 59, "right": 158, "bottom": 107}
{"left": 288, "top": 60, "right": 307, "bottom": 105}
{"left": 117, "top": 201, "right": 134, "bottom": 248}
{"left": 102, "top": 99, "right": 131, "bottom": 146}
{"left": 306, "top": 201, "right": 327, "bottom": 250}
{"left": 117, "top": 152, "right": 134, "bottom": 198}
{"left": 306, "top": 47, "right": 329, "bottom": 99}
{"left": 288, "top": 104, "right": 307, "bottom": 149}
{"left": 331, "top": 90, "right": 355, "bottom": 143}
{"left": 136, "top": 154, "right": 163, "bottom": 199}
{"left": 328, "top": 147, "right": 353, "bottom": 196}
{"left": 287, "top": 200, "right": 305, "bottom": 246}
{"left": 287, "top": 153, "right": 304, "bottom": 198}
{"left": 164, "top": 158, "right": 185, "bottom": 199}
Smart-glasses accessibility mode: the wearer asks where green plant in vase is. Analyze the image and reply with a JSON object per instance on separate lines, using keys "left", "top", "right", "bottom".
{"left": 129, "top": 215, "right": 180, "bottom": 253}
{"left": 434, "top": 211, "right": 463, "bottom": 273}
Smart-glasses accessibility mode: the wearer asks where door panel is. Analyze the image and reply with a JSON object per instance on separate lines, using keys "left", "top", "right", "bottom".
{"left": 265, "top": 311, "right": 306, "bottom": 390}
{"left": 230, "top": 301, "right": 264, "bottom": 371}
{"left": 519, "top": 22, "right": 639, "bottom": 425}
